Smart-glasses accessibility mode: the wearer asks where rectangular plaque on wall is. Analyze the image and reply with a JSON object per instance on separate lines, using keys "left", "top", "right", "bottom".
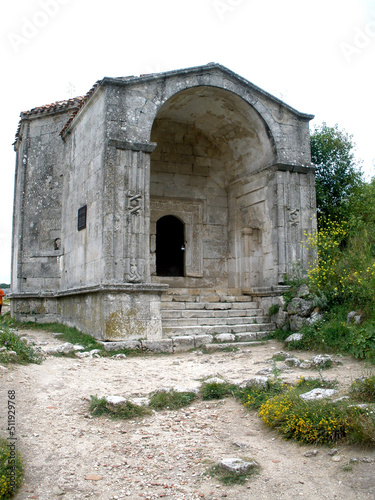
{"left": 77, "top": 205, "right": 87, "bottom": 231}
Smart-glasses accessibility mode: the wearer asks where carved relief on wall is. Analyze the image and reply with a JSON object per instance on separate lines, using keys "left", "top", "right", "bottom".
{"left": 127, "top": 191, "right": 142, "bottom": 216}
{"left": 287, "top": 207, "right": 300, "bottom": 227}
{"left": 127, "top": 261, "right": 142, "bottom": 282}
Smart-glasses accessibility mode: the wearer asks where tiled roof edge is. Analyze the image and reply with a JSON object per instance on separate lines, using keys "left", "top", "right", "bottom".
{"left": 13, "top": 96, "right": 84, "bottom": 145}
{"left": 60, "top": 80, "right": 102, "bottom": 137}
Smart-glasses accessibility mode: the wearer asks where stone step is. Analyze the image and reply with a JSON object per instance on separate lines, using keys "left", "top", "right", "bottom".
{"left": 162, "top": 316, "right": 270, "bottom": 327}
{"left": 160, "top": 289, "right": 258, "bottom": 305}
{"left": 163, "top": 323, "right": 275, "bottom": 336}
{"left": 161, "top": 287, "right": 242, "bottom": 297}
{"left": 161, "top": 309, "right": 265, "bottom": 319}
{"left": 161, "top": 301, "right": 261, "bottom": 310}
{"left": 203, "top": 339, "right": 267, "bottom": 351}
{"left": 99, "top": 334, "right": 270, "bottom": 354}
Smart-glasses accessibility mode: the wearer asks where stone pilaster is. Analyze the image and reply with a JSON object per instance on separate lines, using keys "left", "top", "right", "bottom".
{"left": 104, "top": 140, "right": 156, "bottom": 284}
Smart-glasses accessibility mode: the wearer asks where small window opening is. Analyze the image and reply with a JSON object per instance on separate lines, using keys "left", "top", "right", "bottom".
{"left": 156, "top": 215, "right": 185, "bottom": 276}
{"left": 78, "top": 205, "right": 87, "bottom": 231}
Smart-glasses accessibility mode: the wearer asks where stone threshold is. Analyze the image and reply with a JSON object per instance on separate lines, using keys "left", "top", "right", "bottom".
{"left": 242, "top": 285, "right": 290, "bottom": 297}
{"left": 98, "top": 333, "right": 270, "bottom": 354}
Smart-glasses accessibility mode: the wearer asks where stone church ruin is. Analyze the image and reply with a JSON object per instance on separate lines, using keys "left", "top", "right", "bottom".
{"left": 11, "top": 63, "right": 316, "bottom": 343}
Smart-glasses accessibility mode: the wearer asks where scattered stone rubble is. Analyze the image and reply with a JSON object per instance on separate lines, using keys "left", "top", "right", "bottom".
{"left": 271, "top": 285, "right": 322, "bottom": 332}
{"left": 299, "top": 388, "right": 337, "bottom": 401}
{"left": 272, "top": 285, "right": 365, "bottom": 338}
{"left": 271, "top": 351, "right": 339, "bottom": 370}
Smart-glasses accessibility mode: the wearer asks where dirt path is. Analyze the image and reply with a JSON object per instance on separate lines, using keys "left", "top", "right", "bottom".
{"left": 1, "top": 328, "right": 375, "bottom": 500}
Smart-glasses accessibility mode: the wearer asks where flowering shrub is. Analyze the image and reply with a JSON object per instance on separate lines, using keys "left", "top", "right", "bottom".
{"left": 240, "top": 378, "right": 286, "bottom": 410}
{"left": 304, "top": 218, "right": 347, "bottom": 300}
{"left": 0, "top": 437, "right": 23, "bottom": 498}
{"left": 304, "top": 216, "right": 375, "bottom": 310}
{"left": 259, "top": 392, "right": 349, "bottom": 445}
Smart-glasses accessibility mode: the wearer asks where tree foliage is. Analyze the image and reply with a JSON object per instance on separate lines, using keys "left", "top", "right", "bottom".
{"left": 310, "top": 123, "right": 364, "bottom": 221}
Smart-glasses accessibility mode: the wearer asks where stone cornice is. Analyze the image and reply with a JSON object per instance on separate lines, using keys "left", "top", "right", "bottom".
{"left": 108, "top": 139, "right": 157, "bottom": 153}
{"left": 9, "top": 283, "right": 169, "bottom": 299}
{"left": 101, "top": 63, "right": 314, "bottom": 121}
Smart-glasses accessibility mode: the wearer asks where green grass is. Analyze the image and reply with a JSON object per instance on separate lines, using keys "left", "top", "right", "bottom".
{"left": 200, "top": 381, "right": 236, "bottom": 400}
{"left": 236, "top": 378, "right": 286, "bottom": 410}
{"left": 271, "top": 306, "right": 375, "bottom": 364}
{"left": 258, "top": 381, "right": 375, "bottom": 447}
{"left": 0, "top": 315, "right": 144, "bottom": 358}
{"left": 149, "top": 389, "right": 197, "bottom": 410}
{"left": 296, "top": 376, "right": 338, "bottom": 391}
{"left": 350, "top": 375, "right": 375, "bottom": 402}
{"left": 0, "top": 325, "right": 43, "bottom": 364}
{"left": 268, "top": 304, "right": 280, "bottom": 316}
{"left": 89, "top": 396, "right": 151, "bottom": 420}
{"left": 0, "top": 437, "right": 23, "bottom": 498}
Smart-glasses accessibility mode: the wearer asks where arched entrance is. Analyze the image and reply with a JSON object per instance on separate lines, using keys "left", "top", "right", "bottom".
{"left": 156, "top": 215, "right": 185, "bottom": 276}
{"left": 150, "top": 85, "right": 276, "bottom": 290}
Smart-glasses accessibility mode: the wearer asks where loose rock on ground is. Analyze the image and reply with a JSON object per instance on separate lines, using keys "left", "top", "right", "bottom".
{"left": 1, "top": 327, "right": 375, "bottom": 499}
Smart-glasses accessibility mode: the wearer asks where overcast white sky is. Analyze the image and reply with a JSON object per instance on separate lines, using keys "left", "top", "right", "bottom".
{"left": 1, "top": 0, "right": 374, "bottom": 284}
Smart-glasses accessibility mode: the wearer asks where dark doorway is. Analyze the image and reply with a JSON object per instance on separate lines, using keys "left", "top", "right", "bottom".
{"left": 156, "top": 216, "right": 185, "bottom": 276}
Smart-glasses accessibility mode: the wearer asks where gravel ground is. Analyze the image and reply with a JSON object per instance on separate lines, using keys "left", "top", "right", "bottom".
{"left": 1, "top": 327, "right": 375, "bottom": 500}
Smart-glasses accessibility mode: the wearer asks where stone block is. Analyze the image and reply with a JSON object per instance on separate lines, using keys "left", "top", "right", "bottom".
{"left": 289, "top": 315, "right": 307, "bottom": 332}
{"left": 284, "top": 333, "right": 304, "bottom": 343}
{"left": 235, "top": 333, "right": 257, "bottom": 342}
{"left": 287, "top": 298, "right": 314, "bottom": 317}
{"left": 141, "top": 339, "right": 173, "bottom": 353}
{"left": 172, "top": 336, "right": 195, "bottom": 352}
{"left": 194, "top": 334, "right": 214, "bottom": 347}
{"left": 98, "top": 341, "right": 141, "bottom": 351}
{"left": 300, "top": 388, "right": 337, "bottom": 401}
{"left": 220, "top": 458, "right": 258, "bottom": 474}
{"left": 215, "top": 333, "right": 235, "bottom": 342}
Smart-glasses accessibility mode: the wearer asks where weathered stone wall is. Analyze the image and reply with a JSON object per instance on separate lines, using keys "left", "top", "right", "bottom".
{"left": 12, "top": 109, "right": 73, "bottom": 294}
{"left": 150, "top": 118, "right": 229, "bottom": 288}
{"left": 10, "top": 296, "right": 58, "bottom": 323}
{"left": 229, "top": 171, "right": 271, "bottom": 289}
{"left": 60, "top": 89, "right": 107, "bottom": 289}
{"left": 57, "top": 285, "right": 166, "bottom": 341}
{"left": 11, "top": 64, "right": 316, "bottom": 340}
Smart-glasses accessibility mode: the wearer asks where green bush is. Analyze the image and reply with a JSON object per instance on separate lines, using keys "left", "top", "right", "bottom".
{"left": 285, "top": 312, "right": 375, "bottom": 362}
{"left": 200, "top": 381, "right": 235, "bottom": 400}
{"left": 296, "top": 377, "right": 337, "bottom": 390}
{"left": 236, "top": 378, "right": 286, "bottom": 410}
{"left": 149, "top": 389, "right": 197, "bottom": 410}
{"left": 290, "top": 178, "right": 375, "bottom": 362}
{"left": 347, "top": 405, "right": 375, "bottom": 446}
{"left": 0, "top": 437, "right": 23, "bottom": 498}
{"left": 259, "top": 391, "right": 349, "bottom": 445}
{"left": 258, "top": 382, "right": 375, "bottom": 446}
{"left": 89, "top": 396, "right": 151, "bottom": 419}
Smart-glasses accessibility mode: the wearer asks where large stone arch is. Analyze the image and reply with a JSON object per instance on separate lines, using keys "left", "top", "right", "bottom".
{"left": 143, "top": 80, "right": 278, "bottom": 163}
{"left": 148, "top": 85, "right": 278, "bottom": 291}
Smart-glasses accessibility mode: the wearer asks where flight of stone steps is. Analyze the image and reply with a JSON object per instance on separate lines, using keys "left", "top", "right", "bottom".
{"left": 161, "top": 288, "right": 275, "bottom": 349}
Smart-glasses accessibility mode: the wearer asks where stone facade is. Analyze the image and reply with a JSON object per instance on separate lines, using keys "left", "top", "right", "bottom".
{"left": 11, "top": 64, "right": 316, "bottom": 340}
